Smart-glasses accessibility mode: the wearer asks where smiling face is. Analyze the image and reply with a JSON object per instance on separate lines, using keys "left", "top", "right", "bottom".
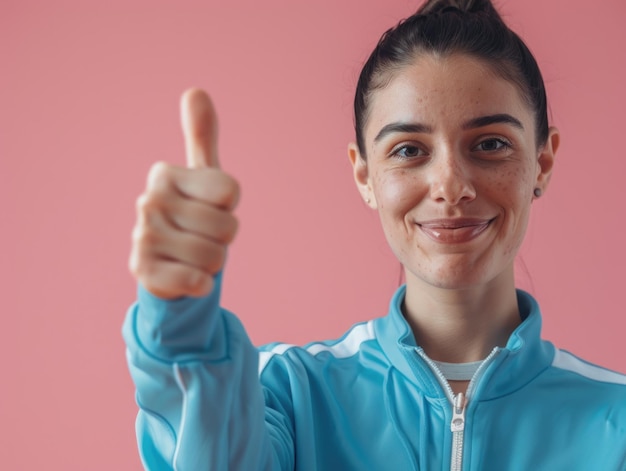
{"left": 349, "top": 53, "right": 559, "bottom": 292}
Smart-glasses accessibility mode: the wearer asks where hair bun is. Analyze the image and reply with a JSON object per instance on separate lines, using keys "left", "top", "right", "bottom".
{"left": 418, "top": 0, "right": 499, "bottom": 17}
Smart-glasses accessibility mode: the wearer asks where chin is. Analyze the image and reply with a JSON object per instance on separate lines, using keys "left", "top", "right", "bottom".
{"left": 417, "top": 274, "right": 488, "bottom": 291}
{"left": 405, "top": 258, "right": 502, "bottom": 291}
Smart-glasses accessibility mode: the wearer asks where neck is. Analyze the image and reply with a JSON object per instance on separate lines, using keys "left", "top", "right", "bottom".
{"left": 402, "top": 269, "right": 521, "bottom": 363}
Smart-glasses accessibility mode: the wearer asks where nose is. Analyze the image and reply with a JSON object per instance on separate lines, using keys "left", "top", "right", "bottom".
{"left": 428, "top": 151, "right": 476, "bottom": 205}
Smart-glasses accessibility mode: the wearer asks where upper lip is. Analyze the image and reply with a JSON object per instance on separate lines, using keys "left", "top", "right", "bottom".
{"left": 417, "top": 218, "right": 494, "bottom": 229}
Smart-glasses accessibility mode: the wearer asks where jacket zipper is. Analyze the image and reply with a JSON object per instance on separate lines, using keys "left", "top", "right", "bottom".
{"left": 450, "top": 392, "right": 466, "bottom": 471}
{"left": 416, "top": 347, "right": 500, "bottom": 471}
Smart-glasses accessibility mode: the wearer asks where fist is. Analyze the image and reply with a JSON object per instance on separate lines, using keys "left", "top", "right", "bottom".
{"left": 129, "top": 89, "right": 240, "bottom": 299}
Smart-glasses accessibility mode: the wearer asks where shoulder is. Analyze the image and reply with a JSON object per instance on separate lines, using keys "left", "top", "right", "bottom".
{"left": 257, "top": 319, "right": 379, "bottom": 377}
{"left": 549, "top": 348, "right": 626, "bottom": 386}
{"left": 543, "top": 348, "right": 626, "bottom": 411}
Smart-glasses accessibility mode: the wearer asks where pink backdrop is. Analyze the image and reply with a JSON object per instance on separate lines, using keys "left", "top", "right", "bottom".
{"left": 2, "top": 0, "right": 625, "bottom": 469}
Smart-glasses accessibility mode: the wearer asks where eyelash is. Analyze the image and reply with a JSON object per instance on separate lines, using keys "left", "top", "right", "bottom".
{"left": 390, "top": 144, "right": 427, "bottom": 160}
{"left": 473, "top": 137, "right": 512, "bottom": 153}
{"left": 389, "top": 137, "right": 513, "bottom": 161}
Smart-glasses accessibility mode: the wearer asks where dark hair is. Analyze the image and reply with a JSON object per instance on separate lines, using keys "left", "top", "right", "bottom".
{"left": 354, "top": 0, "right": 549, "bottom": 157}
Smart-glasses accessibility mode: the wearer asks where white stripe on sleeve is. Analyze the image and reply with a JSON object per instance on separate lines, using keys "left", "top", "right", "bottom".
{"left": 552, "top": 349, "right": 626, "bottom": 385}
{"left": 258, "top": 320, "right": 375, "bottom": 375}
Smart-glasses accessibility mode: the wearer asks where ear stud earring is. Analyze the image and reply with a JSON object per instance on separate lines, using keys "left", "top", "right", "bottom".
{"left": 533, "top": 188, "right": 542, "bottom": 198}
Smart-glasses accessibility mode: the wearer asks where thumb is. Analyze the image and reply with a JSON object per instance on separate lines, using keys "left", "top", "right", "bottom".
{"left": 180, "top": 88, "right": 219, "bottom": 168}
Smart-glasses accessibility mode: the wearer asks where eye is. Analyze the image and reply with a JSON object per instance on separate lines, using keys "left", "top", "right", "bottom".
{"left": 391, "top": 144, "right": 427, "bottom": 160}
{"left": 473, "top": 137, "right": 511, "bottom": 153}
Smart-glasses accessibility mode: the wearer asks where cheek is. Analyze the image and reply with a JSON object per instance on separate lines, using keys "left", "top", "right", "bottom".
{"left": 494, "top": 165, "right": 535, "bottom": 252}
{"left": 489, "top": 160, "right": 536, "bottom": 204}
{"left": 372, "top": 170, "right": 430, "bottom": 259}
{"left": 494, "top": 165, "right": 532, "bottom": 196}
{"left": 374, "top": 169, "right": 425, "bottom": 212}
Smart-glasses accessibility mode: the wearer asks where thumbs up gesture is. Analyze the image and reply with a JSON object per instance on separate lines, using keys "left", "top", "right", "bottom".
{"left": 129, "top": 89, "right": 240, "bottom": 299}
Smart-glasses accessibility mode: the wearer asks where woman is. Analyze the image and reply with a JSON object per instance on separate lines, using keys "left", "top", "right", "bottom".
{"left": 123, "top": 0, "right": 626, "bottom": 469}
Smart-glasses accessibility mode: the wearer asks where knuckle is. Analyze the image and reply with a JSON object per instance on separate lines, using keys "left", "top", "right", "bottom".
{"left": 129, "top": 253, "right": 154, "bottom": 285}
{"left": 209, "top": 171, "right": 240, "bottom": 208}
{"left": 149, "top": 160, "right": 170, "bottom": 178}
{"left": 135, "top": 192, "right": 169, "bottom": 229}
{"left": 147, "top": 161, "right": 173, "bottom": 190}
{"left": 135, "top": 191, "right": 166, "bottom": 218}
{"left": 132, "top": 224, "right": 160, "bottom": 249}
{"left": 226, "top": 175, "right": 240, "bottom": 196}
{"left": 135, "top": 193, "right": 151, "bottom": 213}
{"left": 128, "top": 250, "right": 140, "bottom": 277}
{"left": 223, "top": 176, "right": 241, "bottom": 207}
{"left": 130, "top": 223, "right": 143, "bottom": 246}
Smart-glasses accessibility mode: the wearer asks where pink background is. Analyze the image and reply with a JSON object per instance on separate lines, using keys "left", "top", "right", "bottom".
{"left": 2, "top": 0, "right": 625, "bottom": 469}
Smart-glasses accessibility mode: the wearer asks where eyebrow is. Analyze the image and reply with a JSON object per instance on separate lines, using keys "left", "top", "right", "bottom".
{"left": 462, "top": 114, "right": 524, "bottom": 131}
{"left": 373, "top": 113, "right": 524, "bottom": 143}
{"left": 373, "top": 122, "right": 433, "bottom": 143}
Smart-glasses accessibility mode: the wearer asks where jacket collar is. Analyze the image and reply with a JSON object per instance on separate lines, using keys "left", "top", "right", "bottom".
{"left": 375, "top": 286, "right": 554, "bottom": 400}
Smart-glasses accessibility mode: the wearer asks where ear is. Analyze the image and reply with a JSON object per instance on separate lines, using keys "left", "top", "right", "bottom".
{"left": 534, "top": 126, "right": 560, "bottom": 195}
{"left": 348, "top": 142, "right": 377, "bottom": 209}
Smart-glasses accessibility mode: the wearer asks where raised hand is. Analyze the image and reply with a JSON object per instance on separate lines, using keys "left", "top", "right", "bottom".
{"left": 129, "top": 89, "right": 240, "bottom": 299}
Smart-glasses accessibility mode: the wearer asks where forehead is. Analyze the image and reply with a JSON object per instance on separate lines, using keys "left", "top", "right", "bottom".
{"left": 365, "top": 53, "right": 533, "bottom": 141}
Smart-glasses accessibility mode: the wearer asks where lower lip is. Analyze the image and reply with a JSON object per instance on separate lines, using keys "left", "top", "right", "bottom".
{"left": 419, "top": 221, "right": 492, "bottom": 244}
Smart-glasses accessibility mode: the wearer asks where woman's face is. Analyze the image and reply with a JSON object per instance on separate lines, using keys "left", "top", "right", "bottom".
{"left": 349, "top": 54, "right": 559, "bottom": 291}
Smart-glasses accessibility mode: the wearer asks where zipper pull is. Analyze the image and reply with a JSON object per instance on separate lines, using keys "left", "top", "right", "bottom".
{"left": 451, "top": 392, "right": 466, "bottom": 432}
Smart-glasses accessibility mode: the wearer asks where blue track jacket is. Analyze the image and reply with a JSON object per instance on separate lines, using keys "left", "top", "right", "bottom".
{"left": 123, "top": 275, "right": 626, "bottom": 470}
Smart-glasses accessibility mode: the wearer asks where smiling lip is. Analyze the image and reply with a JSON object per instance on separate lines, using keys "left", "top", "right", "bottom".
{"left": 417, "top": 218, "right": 493, "bottom": 244}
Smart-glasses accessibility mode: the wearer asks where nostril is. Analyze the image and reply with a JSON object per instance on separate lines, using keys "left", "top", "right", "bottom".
{"left": 430, "top": 179, "right": 476, "bottom": 205}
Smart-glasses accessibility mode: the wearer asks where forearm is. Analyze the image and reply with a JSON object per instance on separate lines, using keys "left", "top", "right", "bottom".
{"left": 123, "top": 276, "right": 291, "bottom": 470}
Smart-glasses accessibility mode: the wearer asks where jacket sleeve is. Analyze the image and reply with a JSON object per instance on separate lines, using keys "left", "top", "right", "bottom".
{"left": 122, "top": 273, "right": 295, "bottom": 470}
